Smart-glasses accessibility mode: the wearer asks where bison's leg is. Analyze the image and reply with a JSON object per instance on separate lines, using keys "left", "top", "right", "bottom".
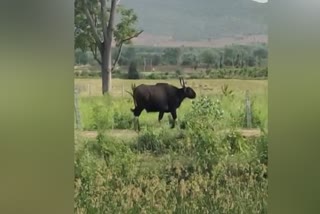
{"left": 133, "top": 117, "right": 141, "bottom": 132}
{"left": 132, "top": 107, "right": 143, "bottom": 132}
{"left": 158, "top": 111, "right": 164, "bottom": 128}
{"left": 170, "top": 109, "right": 177, "bottom": 129}
{"left": 158, "top": 112, "right": 164, "bottom": 123}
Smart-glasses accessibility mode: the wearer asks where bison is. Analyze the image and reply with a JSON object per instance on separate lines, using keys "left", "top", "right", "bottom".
{"left": 127, "top": 77, "right": 196, "bottom": 131}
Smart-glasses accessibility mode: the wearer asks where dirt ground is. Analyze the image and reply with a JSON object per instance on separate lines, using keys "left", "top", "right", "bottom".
{"left": 76, "top": 128, "right": 262, "bottom": 140}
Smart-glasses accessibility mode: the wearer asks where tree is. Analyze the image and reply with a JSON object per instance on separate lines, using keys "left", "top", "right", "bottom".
{"left": 162, "top": 48, "right": 181, "bottom": 65}
{"left": 253, "top": 47, "right": 267, "bottom": 67}
{"left": 253, "top": 47, "right": 268, "bottom": 59}
{"left": 181, "top": 53, "right": 197, "bottom": 66}
{"left": 200, "top": 50, "right": 218, "bottom": 68}
{"left": 223, "top": 47, "right": 237, "bottom": 67}
{"left": 75, "top": 0, "right": 143, "bottom": 94}
{"left": 151, "top": 54, "right": 161, "bottom": 66}
{"left": 75, "top": 49, "right": 89, "bottom": 65}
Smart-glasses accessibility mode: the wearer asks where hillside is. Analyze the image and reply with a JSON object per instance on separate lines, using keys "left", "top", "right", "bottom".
{"left": 121, "top": 0, "right": 268, "bottom": 45}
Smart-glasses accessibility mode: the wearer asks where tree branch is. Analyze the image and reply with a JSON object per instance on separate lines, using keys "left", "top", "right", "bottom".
{"left": 90, "top": 44, "right": 102, "bottom": 65}
{"left": 122, "top": 30, "right": 144, "bottom": 43}
{"left": 99, "top": 0, "right": 107, "bottom": 39}
{"left": 83, "top": 0, "right": 102, "bottom": 48}
{"left": 111, "top": 30, "right": 144, "bottom": 71}
{"left": 106, "top": 0, "right": 117, "bottom": 38}
{"left": 111, "top": 42, "right": 123, "bottom": 71}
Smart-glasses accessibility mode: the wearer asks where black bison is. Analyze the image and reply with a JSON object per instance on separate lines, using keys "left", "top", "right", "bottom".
{"left": 127, "top": 78, "right": 196, "bottom": 131}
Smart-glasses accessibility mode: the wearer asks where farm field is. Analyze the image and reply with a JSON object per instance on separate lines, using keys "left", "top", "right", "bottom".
{"left": 74, "top": 78, "right": 268, "bottom": 213}
{"left": 75, "top": 78, "right": 268, "bottom": 97}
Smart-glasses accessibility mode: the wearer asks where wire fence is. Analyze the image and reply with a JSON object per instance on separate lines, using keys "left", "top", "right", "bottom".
{"left": 74, "top": 83, "right": 254, "bottom": 130}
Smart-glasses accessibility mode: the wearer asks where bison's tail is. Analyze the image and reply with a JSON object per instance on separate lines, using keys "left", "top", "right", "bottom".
{"left": 126, "top": 83, "right": 137, "bottom": 109}
{"left": 125, "top": 90, "right": 133, "bottom": 97}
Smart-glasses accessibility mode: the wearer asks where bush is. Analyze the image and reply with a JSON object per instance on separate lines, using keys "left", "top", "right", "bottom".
{"left": 113, "top": 110, "right": 133, "bottom": 129}
{"left": 128, "top": 61, "right": 140, "bottom": 79}
{"left": 135, "top": 129, "right": 164, "bottom": 154}
{"left": 147, "top": 73, "right": 159, "bottom": 79}
{"left": 134, "top": 128, "right": 184, "bottom": 155}
{"left": 90, "top": 103, "right": 114, "bottom": 130}
{"left": 256, "top": 132, "right": 268, "bottom": 165}
{"left": 183, "top": 96, "right": 225, "bottom": 130}
{"left": 81, "top": 70, "right": 89, "bottom": 77}
{"left": 74, "top": 70, "right": 81, "bottom": 77}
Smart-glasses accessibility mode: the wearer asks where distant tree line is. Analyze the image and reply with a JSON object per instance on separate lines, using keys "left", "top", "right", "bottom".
{"left": 75, "top": 43, "right": 268, "bottom": 70}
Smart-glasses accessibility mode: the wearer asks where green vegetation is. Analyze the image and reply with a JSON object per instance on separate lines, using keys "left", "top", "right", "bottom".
{"left": 74, "top": 66, "right": 268, "bottom": 80}
{"left": 74, "top": 78, "right": 268, "bottom": 213}
{"left": 75, "top": 43, "right": 268, "bottom": 80}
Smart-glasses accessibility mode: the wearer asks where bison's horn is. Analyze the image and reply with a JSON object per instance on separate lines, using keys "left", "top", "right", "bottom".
{"left": 179, "top": 77, "right": 186, "bottom": 87}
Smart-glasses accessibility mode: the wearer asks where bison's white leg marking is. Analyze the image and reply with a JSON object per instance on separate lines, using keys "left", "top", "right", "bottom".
{"left": 170, "top": 109, "right": 177, "bottom": 129}
{"left": 133, "top": 116, "right": 140, "bottom": 132}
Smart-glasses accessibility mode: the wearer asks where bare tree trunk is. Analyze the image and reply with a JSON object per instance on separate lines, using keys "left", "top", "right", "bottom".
{"left": 101, "top": 47, "right": 112, "bottom": 94}
{"left": 101, "top": 0, "right": 117, "bottom": 94}
{"left": 101, "top": 53, "right": 108, "bottom": 94}
{"left": 106, "top": 51, "right": 112, "bottom": 92}
{"left": 101, "top": 45, "right": 113, "bottom": 93}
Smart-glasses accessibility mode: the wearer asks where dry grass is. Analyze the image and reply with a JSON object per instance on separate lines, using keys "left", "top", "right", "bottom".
{"left": 75, "top": 78, "right": 268, "bottom": 97}
{"left": 76, "top": 128, "right": 261, "bottom": 140}
{"left": 78, "top": 129, "right": 138, "bottom": 140}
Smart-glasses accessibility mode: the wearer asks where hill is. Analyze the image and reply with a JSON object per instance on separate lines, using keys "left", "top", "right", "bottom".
{"left": 121, "top": 0, "right": 268, "bottom": 43}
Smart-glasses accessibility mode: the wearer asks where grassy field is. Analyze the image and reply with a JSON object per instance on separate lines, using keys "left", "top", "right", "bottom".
{"left": 75, "top": 78, "right": 268, "bottom": 97}
{"left": 74, "top": 78, "right": 268, "bottom": 213}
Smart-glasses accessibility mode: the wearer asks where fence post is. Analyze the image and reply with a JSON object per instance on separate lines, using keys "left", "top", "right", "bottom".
{"left": 88, "top": 84, "right": 91, "bottom": 96}
{"left": 245, "top": 90, "right": 252, "bottom": 128}
{"left": 74, "top": 89, "right": 82, "bottom": 130}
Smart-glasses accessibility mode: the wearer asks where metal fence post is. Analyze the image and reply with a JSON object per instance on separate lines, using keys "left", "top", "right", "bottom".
{"left": 245, "top": 90, "right": 252, "bottom": 128}
{"left": 74, "top": 89, "right": 82, "bottom": 130}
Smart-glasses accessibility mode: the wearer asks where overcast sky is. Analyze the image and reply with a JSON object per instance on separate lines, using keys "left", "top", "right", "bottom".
{"left": 252, "top": 0, "right": 268, "bottom": 3}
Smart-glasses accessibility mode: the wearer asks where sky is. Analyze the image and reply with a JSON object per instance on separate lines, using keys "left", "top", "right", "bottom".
{"left": 252, "top": 0, "right": 268, "bottom": 3}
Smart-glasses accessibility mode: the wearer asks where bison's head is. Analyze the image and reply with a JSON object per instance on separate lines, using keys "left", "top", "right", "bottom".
{"left": 184, "top": 87, "right": 196, "bottom": 99}
{"left": 179, "top": 77, "right": 196, "bottom": 99}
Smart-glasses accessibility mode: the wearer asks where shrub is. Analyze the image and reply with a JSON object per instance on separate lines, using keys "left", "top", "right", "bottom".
{"left": 113, "top": 111, "right": 133, "bottom": 129}
{"left": 256, "top": 132, "right": 268, "bottom": 166}
{"left": 222, "top": 130, "right": 249, "bottom": 155}
{"left": 81, "top": 70, "right": 89, "bottom": 77}
{"left": 74, "top": 70, "right": 81, "bottom": 77}
{"left": 183, "top": 96, "right": 225, "bottom": 131}
{"left": 135, "top": 129, "right": 164, "bottom": 154}
{"left": 134, "top": 128, "right": 184, "bottom": 155}
{"left": 128, "top": 61, "right": 140, "bottom": 79}
{"left": 147, "top": 73, "right": 160, "bottom": 79}
{"left": 90, "top": 103, "right": 114, "bottom": 130}
{"left": 221, "top": 84, "right": 234, "bottom": 97}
